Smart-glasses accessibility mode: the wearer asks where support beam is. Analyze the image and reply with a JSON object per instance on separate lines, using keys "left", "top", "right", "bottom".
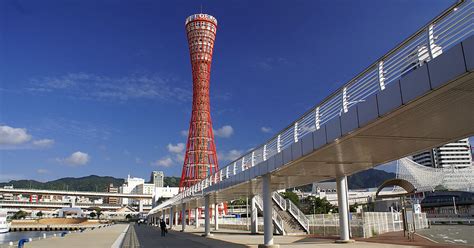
{"left": 181, "top": 202, "right": 186, "bottom": 232}
{"left": 336, "top": 175, "right": 353, "bottom": 243}
{"left": 188, "top": 207, "right": 191, "bottom": 228}
{"left": 251, "top": 196, "right": 258, "bottom": 234}
{"left": 174, "top": 210, "right": 178, "bottom": 227}
{"left": 203, "top": 195, "right": 212, "bottom": 237}
{"left": 214, "top": 203, "right": 219, "bottom": 231}
{"left": 170, "top": 207, "right": 174, "bottom": 229}
{"left": 259, "top": 174, "right": 278, "bottom": 248}
{"left": 195, "top": 207, "right": 199, "bottom": 228}
{"left": 138, "top": 200, "right": 143, "bottom": 213}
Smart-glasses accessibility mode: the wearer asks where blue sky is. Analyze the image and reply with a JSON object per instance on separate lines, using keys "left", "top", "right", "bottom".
{"left": 0, "top": 0, "right": 466, "bottom": 182}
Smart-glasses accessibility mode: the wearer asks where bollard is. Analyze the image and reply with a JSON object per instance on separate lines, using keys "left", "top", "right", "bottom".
{"left": 18, "top": 239, "right": 29, "bottom": 248}
{"left": 43, "top": 233, "right": 47, "bottom": 239}
{"left": 9, "top": 241, "right": 13, "bottom": 246}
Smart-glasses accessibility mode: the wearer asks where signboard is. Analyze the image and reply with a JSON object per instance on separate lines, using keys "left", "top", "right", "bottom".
{"left": 413, "top": 204, "right": 421, "bottom": 214}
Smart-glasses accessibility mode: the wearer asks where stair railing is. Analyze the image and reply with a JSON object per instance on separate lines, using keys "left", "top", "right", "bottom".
{"left": 254, "top": 195, "right": 286, "bottom": 235}
{"left": 272, "top": 192, "right": 287, "bottom": 211}
{"left": 287, "top": 199, "right": 310, "bottom": 233}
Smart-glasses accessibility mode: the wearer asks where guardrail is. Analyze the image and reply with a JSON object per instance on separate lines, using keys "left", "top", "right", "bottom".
{"left": 254, "top": 195, "right": 285, "bottom": 235}
{"left": 150, "top": 0, "right": 472, "bottom": 214}
{"left": 272, "top": 192, "right": 287, "bottom": 211}
{"left": 287, "top": 199, "right": 310, "bottom": 233}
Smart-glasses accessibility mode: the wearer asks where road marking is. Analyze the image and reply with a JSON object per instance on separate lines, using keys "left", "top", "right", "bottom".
{"left": 111, "top": 224, "right": 130, "bottom": 248}
{"left": 415, "top": 233, "right": 439, "bottom": 244}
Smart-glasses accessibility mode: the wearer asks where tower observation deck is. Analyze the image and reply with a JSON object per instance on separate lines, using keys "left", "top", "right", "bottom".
{"left": 179, "top": 14, "right": 219, "bottom": 191}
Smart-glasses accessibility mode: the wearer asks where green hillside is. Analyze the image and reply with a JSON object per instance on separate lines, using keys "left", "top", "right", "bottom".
{"left": 0, "top": 169, "right": 392, "bottom": 192}
{"left": 0, "top": 175, "right": 181, "bottom": 192}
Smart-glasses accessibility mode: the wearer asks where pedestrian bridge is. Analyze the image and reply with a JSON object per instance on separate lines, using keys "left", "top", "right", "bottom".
{"left": 149, "top": 1, "right": 473, "bottom": 246}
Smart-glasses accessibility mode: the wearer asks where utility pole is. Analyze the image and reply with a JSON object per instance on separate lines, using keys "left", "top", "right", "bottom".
{"left": 453, "top": 196, "right": 457, "bottom": 215}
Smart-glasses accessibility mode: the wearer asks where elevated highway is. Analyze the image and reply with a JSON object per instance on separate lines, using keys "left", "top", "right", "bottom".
{"left": 0, "top": 188, "right": 152, "bottom": 199}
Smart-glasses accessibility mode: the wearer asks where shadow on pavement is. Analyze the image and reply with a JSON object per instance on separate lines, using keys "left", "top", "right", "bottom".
{"left": 133, "top": 225, "right": 247, "bottom": 248}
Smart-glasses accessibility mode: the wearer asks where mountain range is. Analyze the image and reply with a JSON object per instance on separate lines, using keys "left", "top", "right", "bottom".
{"left": 0, "top": 169, "right": 395, "bottom": 192}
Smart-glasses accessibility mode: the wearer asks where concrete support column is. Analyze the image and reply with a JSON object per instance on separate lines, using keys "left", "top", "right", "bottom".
{"left": 251, "top": 196, "right": 258, "bottom": 234}
{"left": 181, "top": 203, "right": 186, "bottom": 232}
{"left": 188, "top": 207, "right": 191, "bottom": 227}
{"left": 170, "top": 207, "right": 174, "bottom": 228}
{"left": 203, "top": 195, "right": 212, "bottom": 237}
{"left": 336, "top": 175, "right": 352, "bottom": 243}
{"left": 214, "top": 203, "right": 219, "bottom": 231}
{"left": 195, "top": 207, "right": 199, "bottom": 228}
{"left": 259, "top": 174, "right": 278, "bottom": 248}
{"left": 174, "top": 210, "right": 178, "bottom": 226}
{"left": 138, "top": 200, "right": 143, "bottom": 213}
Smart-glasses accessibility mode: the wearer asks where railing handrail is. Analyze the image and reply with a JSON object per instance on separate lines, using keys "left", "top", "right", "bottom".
{"left": 150, "top": 0, "right": 472, "bottom": 214}
{"left": 287, "top": 199, "right": 310, "bottom": 233}
{"left": 272, "top": 192, "right": 287, "bottom": 211}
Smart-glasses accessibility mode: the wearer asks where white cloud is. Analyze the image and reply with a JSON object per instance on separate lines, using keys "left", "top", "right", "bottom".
{"left": 32, "top": 139, "right": 55, "bottom": 148}
{"left": 0, "top": 125, "right": 54, "bottom": 150}
{"left": 214, "top": 125, "right": 234, "bottom": 138}
{"left": 218, "top": 149, "right": 243, "bottom": 163}
{"left": 135, "top": 157, "right": 143, "bottom": 164}
{"left": 58, "top": 151, "right": 90, "bottom": 166}
{"left": 28, "top": 73, "right": 192, "bottom": 102}
{"left": 151, "top": 157, "right": 173, "bottom": 167}
{"left": 167, "top": 143, "right": 185, "bottom": 153}
{"left": 0, "top": 125, "right": 32, "bottom": 145}
{"left": 36, "top": 169, "right": 49, "bottom": 174}
{"left": 261, "top": 127, "right": 272, "bottom": 133}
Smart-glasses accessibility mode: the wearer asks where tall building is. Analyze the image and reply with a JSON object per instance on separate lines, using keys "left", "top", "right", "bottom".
{"left": 105, "top": 183, "right": 119, "bottom": 205}
{"left": 119, "top": 175, "right": 145, "bottom": 205}
{"left": 179, "top": 14, "right": 219, "bottom": 191}
{"left": 150, "top": 171, "right": 164, "bottom": 187}
{"left": 412, "top": 138, "right": 472, "bottom": 168}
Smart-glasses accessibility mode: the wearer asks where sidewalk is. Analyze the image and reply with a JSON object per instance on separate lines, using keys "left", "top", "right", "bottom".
{"left": 170, "top": 226, "right": 420, "bottom": 247}
{"left": 25, "top": 224, "right": 128, "bottom": 248}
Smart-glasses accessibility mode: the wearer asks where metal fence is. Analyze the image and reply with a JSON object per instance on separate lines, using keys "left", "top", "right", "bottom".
{"left": 151, "top": 0, "right": 473, "bottom": 213}
{"left": 306, "top": 212, "right": 428, "bottom": 238}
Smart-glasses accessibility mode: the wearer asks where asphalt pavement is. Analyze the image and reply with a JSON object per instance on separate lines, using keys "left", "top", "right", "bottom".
{"left": 417, "top": 225, "right": 474, "bottom": 246}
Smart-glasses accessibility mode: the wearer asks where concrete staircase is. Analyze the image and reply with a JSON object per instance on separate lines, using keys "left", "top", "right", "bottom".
{"left": 254, "top": 192, "right": 309, "bottom": 235}
{"left": 274, "top": 206, "right": 306, "bottom": 235}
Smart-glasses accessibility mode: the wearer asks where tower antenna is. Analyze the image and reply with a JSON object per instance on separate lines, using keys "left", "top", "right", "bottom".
{"left": 200, "top": 4, "right": 203, "bottom": 13}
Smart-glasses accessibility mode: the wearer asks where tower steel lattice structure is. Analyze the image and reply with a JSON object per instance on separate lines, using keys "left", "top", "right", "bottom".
{"left": 179, "top": 14, "right": 219, "bottom": 191}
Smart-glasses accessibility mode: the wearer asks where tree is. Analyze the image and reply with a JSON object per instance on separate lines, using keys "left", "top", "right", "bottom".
{"left": 229, "top": 198, "right": 246, "bottom": 206}
{"left": 12, "top": 210, "right": 28, "bottom": 220}
{"left": 280, "top": 191, "right": 300, "bottom": 207}
{"left": 305, "top": 196, "right": 336, "bottom": 214}
{"left": 349, "top": 203, "right": 359, "bottom": 213}
{"left": 36, "top": 211, "right": 44, "bottom": 218}
{"left": 89, "top": 207, "right": 103, "bottom": 219}
{"left": 89, "top": 212, "right": 96, "bottom": 219}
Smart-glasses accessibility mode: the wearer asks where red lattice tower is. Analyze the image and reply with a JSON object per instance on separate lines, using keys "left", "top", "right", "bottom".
{"left": 179, "top": 14, "right": 219, "bottom": 192}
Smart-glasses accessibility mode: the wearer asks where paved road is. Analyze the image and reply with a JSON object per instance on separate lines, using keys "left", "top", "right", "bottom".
{"left": 417, "top": 225, "right": 474, "bottom": 246}
{"left": 134, "top": 225, "right": 245, "bottom": 248}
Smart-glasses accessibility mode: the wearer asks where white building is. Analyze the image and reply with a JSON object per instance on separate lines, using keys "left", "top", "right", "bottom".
{"left": 136, "top": 183, "right": 155, "bottom": 205}
{"left": 152, "top": 186, "right": 179, "bottom": 207}
{"left": 412, "top": 138, "right": 472, "bottom": 168}
{"left": 150, "top": 171, "right": 164, "bottom": 188}
{"left": 119, "top": 175, "right": 145, "bottom": 205}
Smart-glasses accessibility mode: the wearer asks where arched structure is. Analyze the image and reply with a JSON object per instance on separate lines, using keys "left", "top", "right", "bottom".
{"left": 376, "top": 178, "right": 416, "bottom": 199}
